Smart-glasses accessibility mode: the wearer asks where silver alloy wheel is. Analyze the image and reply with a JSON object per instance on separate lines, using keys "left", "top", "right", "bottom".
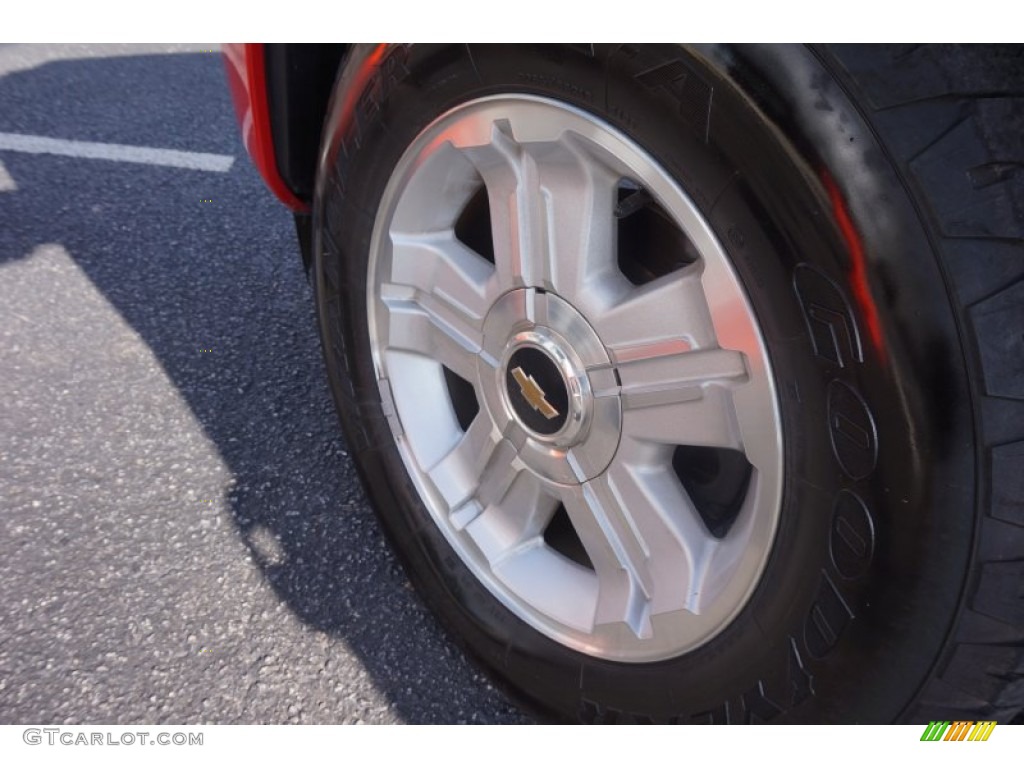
{"left": 367, "top": 95, "right": 783, "bottom": 662}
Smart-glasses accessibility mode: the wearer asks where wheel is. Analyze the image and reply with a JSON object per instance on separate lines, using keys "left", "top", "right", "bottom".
{"left": 312, "top": 44, "right": 1024, "bottom": 723}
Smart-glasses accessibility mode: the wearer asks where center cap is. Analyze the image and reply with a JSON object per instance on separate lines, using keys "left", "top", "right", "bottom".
{"left": 506, "top": 346, "right": 570, "bottom": 435}
{"left": 479, "top": 289, "right": 622, "bottom": 484}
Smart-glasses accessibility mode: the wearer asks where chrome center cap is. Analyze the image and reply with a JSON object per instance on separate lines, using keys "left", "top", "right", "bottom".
{"left": 479, "top": 288, "right": 621, "bottom": 485}
{"left": 501, "top": 329, "right": 590, "bottom": 444}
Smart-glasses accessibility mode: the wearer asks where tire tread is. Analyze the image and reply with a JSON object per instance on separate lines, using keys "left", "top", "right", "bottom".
{"left": 825, "top": 43, "right": 1024, "bottom": 724}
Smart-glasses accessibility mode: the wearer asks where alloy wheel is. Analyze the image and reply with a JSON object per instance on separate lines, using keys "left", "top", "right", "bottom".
{"left": 366, "top": 95, "right": 783, "bottom": 662}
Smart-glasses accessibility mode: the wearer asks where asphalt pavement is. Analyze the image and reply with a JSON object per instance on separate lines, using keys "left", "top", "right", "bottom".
{"left": 0, "top": 43, "right": 527, "bottom": 724}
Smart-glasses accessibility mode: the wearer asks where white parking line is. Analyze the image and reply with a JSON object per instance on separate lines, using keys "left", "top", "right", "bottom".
{"left": 0, "top": 132, "right": 234, "bottom": 173}
{"left": 0, "top": 159, "right": 16, "bottom": 191}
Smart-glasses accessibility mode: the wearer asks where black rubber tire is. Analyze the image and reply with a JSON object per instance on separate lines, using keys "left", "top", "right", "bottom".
{"left": 311, "top": 44, "right": 1024, "bottom": 724}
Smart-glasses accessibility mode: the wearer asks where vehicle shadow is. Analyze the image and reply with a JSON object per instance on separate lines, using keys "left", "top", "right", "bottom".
{"left": 0, "top": 49, "right": 526, "bottom": 724}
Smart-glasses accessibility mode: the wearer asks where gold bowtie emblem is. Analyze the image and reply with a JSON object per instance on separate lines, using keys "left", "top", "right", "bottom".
{"left": 511, "top": 366, "right": 560, "bottom": 419}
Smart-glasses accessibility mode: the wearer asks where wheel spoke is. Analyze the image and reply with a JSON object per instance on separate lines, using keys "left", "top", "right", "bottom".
{"left": 382, "top": 233, "right": 495, "bottom": 382}
{"left": 462, "top": 121, "right": 621, "bottom": 303}
{"left": 592, "top": 267, "right": 717, "bottom": 352}
{"left": 468, "top": 471, "right": 598, "bottom": 633}
{"left": 389, "top": 231, "right": 495, "bottom": 314}
{"left": 730, "top": 378, "right": 782, "bottom": 475}
{"left": 381, "top": 293, "right": 481, "bottom": 384}
{"left": 465, "top": 471, "right": 559, "bottom": 565}
{"left": 539, "top": 137, "right": 622, "bottom": 306}
{"left": 425, "top": 413, "right": 521, "bottom": 531}
{"left": 560, "top": 481, "right": 650, "bottom": 637}
{"left": 561, "top": 453, "right": 707, "bottom": 637}
{"left": 608, "top": 342, "right": 748, "bottom": 449}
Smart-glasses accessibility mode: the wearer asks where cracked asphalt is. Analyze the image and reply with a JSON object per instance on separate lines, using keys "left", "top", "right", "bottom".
{"left": 0, "top": 43, "right": 527, "bottom": 725}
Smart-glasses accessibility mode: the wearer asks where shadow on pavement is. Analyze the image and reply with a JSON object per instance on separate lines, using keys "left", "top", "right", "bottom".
{"left": 0, "top": 49, "right": 525, "bottom": 724}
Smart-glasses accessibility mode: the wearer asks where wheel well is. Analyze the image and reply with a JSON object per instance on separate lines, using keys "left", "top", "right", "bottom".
{"left": 264, "top": 43, "right": 349, "bottom": 203}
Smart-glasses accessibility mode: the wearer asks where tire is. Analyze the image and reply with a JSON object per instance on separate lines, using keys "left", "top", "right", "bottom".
{"left": 312, "top": 44, "right": 1024, "bottom": 723}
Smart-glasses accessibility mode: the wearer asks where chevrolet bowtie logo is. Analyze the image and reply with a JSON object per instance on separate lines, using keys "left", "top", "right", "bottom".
{"left": 511, "top": 366, "right": 560, "bottom": 419}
